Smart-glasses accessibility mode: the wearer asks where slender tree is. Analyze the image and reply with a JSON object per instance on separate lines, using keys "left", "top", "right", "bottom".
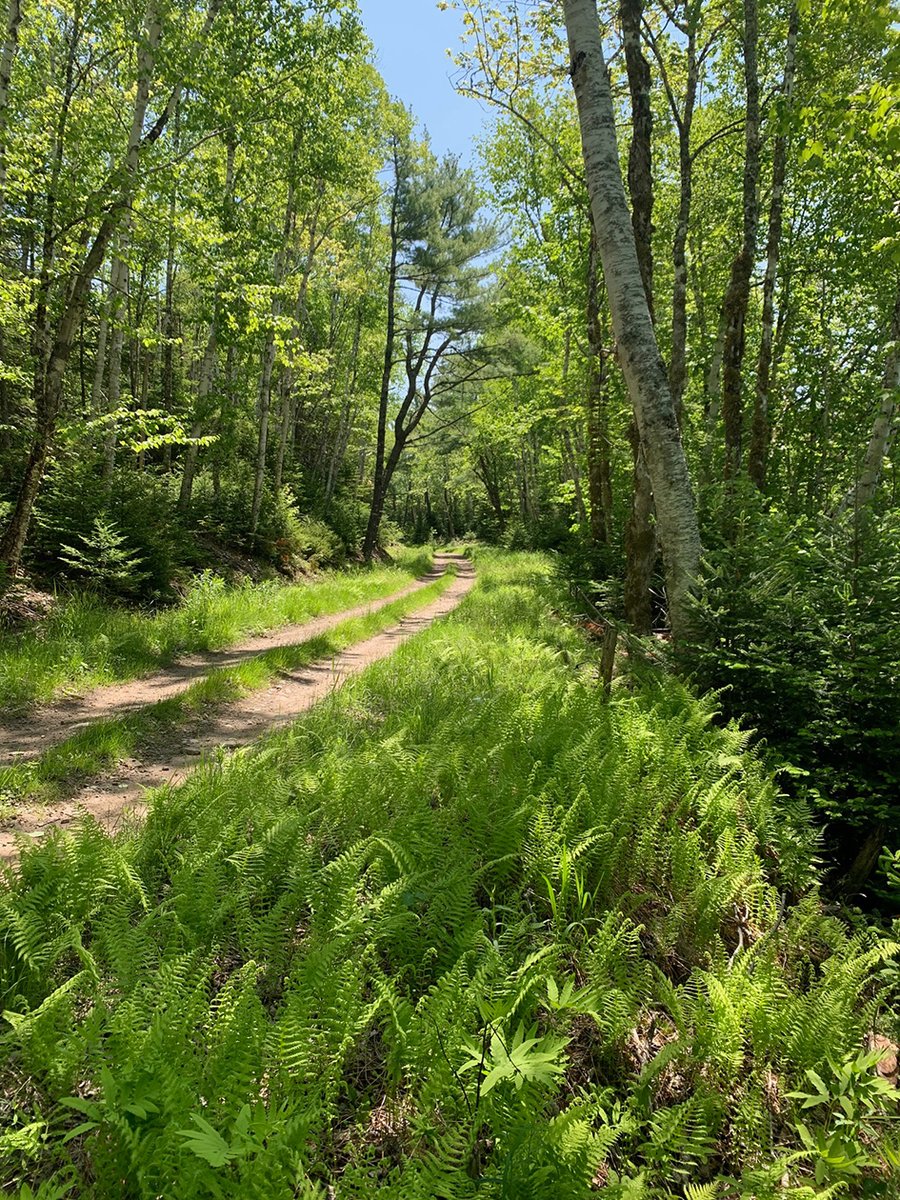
{"left": 363, "top": 145, "right": 495, "bottom": 560}
{"left": 838, "top": 284, "right": 900, "bottom": 515}
{"left": 749, "top": 1, "right": 800, "bottom": 490}
{"left": 720, "top": 0, "right": 760, "bottom": 480}
{"left": 562, "top": 0, "right": 700, "bottom": 638}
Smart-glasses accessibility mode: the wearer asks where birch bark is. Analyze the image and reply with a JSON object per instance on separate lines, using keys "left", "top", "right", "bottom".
{"left": 619, "top": 0, "right": 657, "bottom": 634}
{"left": 563, "top": 0, "right": 700, "bottom": 637}
{"left": 838, "top": 286, "right": 900, "bottom": 515}
{"left": 720, "top": 0, "right": 760, "bottom": 478}
{"left": 749, "top": 1, "right": 799, "bottom": 490}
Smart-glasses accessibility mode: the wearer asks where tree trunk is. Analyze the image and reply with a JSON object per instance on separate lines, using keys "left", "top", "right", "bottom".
{"left": 273, "top": 384, "right": 289, "bottom": 493}
{"left": 669, "top": 23, "right": 699, "bottom": 420}
{"left": 178, "top": 321, "right": 216, "bottom": 512}
{"left": 720, "top": 0, "right": 760, "bottom": 479}
{"left": 586, "top": 228, "right": 612, "bottom": 544}
{"left": 619, "top": 0, "right": 659, "bottom": 633}
{"left": 619, "top": 0, "right": 653, "bottom": 315}
{"left": 363, "top": 140, "right": 401, "bottom": 562}
{"left": 838, "top": 285, "right": 900, "bottom": 515}
{"left": 102, "top": 242, "right": 130, "bottom": 480}
{"left": 563, "top": 428, "right": 588, "bottom": 526}
{"left": 705, "top": 307, "right": 726, "bottom": 431}
{"left": 842, "top": 822, "right": 888, "bottom": 895}
{"left": 209, "top": 137, "right": 236, "bottom": 501}
{"left": 250, "top": 334, "right": 277, "bottom": 537}
{"left": 749, "top": 1, "right": 799, "bottom": 491}
{"left": 476, "top": 453, "right": 506, "bottom": 532}
{"left": 325, "top": 305, "right": 363, "bottom": 509}
{"left": 250, "top": 171, "right": 296, "bottom": 536}
{"left": 92, "top": 267, "right": 110, "bottom": 412}
{"left": 624, "top": 433, "right": 656, "bottom": 633}
{"left": 563, "top": 0, "right": 700, "bottom": 639}
{"left": 366, "top": 436, "right": 407, "bottom": 559}
{"left": 0, "top": 0, "right": 23, "bottom": 213}
{"left": 161, "top": 151, "right": 178, "bottom": 432}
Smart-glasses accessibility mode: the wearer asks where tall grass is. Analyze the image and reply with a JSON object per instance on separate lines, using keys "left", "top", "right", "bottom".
{"left": 0, "top": 551, "right": 896, "bottom": 1197}
{"left": 0, "top": 547, "right": 432, "bottom": 714}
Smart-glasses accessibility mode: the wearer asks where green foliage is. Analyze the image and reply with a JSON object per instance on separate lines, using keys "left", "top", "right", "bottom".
{"left": 58, "top": 517, "right": 149, "bottom": 599}
{"left": 268, "top": 489, "right": 344, "bottom": 572}
{"left": 787, "top": 1051, "right": 900, "bottom": 1185}
{"left": 0, "top": 551, "right": 894, "bottom": 1196}
{"left": 33, "top": 459, "right": 186, "bottom": 600}
{"left": 190, "top": 474, "right": 347, "bottom": 570}
{"left": 681, "top": 508, "right": 900, "bottom": 861}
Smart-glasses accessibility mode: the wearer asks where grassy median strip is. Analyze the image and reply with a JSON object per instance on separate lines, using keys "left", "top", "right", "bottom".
{"left": 0, "top": 561, "right": 456, "bottom": 807}
{"left": 0, "top": 546, "right": 433, "bottom": 715}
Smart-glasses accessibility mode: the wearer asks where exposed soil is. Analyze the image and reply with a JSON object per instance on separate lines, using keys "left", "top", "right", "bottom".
{"left": 0, "top": 583, "right": 56, "bottom": 628}
{"left": 0, "top": 554, "right": 474, "bottom": 862}
{"left": 0, "top": 556, "right": 456, "bottom": 764}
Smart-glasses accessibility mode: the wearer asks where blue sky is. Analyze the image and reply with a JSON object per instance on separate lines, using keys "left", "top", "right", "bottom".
{"left": 356, "top": 0, "right": 489, "bottom": 162}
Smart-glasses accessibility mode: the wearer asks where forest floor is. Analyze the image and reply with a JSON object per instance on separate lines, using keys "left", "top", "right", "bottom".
{"left": 0, "top": 552, "right": 474, "bottom": 860}
{"left": 3, "top": 549, "right": 891, "bottom": 1196}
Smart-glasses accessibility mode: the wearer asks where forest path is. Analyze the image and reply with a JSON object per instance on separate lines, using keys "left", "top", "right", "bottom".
{"left": 0, "top": 555, "right": 457, "bottom": 764}
{"left": 0, "top": 554, "right": 474, "bottom": 861}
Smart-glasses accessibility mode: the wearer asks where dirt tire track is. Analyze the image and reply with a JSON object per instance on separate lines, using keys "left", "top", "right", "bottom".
{"left": 0, "top": 557, "right": 453, "bottom": 765}
{"left": 0, "top": 555, "right": 474, "bottom": 861}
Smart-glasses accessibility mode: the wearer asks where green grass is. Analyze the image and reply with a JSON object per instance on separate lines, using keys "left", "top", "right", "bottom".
{"left": 0, "top": 563, "right": 456, "bottom": 806}
{"left": 0, "top": 546, "right": 433, "bottom": 715}
{"left": 0, "top": 550, "right": 897, "bottom": 1198}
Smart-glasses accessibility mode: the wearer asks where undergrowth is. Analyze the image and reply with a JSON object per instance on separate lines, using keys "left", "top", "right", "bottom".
{"left": 0, "top": 547, "right": 432, "bottom": 715}
{"left": 0, "top": 550, "right": 897, "bottom": 1197}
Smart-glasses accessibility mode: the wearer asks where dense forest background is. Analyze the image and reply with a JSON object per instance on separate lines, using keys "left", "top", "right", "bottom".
{"left": 0, "top": 0, "right": 898, "bottom": 884}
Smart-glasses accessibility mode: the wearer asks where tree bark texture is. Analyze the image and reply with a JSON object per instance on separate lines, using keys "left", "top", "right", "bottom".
{"left": 720, "top": 0, "right": 760, "bottom": 479}
{"left": 563, "top": 0, "right": 700, "bottom": 639}
{"left": 0, "top": 0, "right": 22, "bottom": 211}
{"left": 838, "top": 285, "right": 900, "bottom": 515}
{"left": 749, "top": 1, "right": 800, "bottom": 491}
{"left": 619, "top": 0, "right": 659, "bottom": 632}
{"left": 619, "top": 0, "right": 654, "bottom": 315}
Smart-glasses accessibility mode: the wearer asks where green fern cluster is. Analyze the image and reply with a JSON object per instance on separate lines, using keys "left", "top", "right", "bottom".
{"left": 1, "top": 550, "right": 897, "bottom": 1197}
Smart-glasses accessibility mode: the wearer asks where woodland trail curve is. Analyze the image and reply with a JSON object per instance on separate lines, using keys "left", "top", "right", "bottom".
{"left": 0, "top": 554, "right": 475, "bottom": 861}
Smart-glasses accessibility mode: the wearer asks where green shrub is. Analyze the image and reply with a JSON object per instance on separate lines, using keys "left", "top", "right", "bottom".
{"left": 58, "top": 516, "right": 149, "bottom": 598}
{"left": 191, "top": 474, "right": 345, "bottom": 570}
{"left": 32, "top": 458, "right": 185, "bottom": 599}
{"left": 269, "top": 490, "right": 344, "bottom": 571}
{"left": 680, "top": 509, "right": 900, "bottom": 882}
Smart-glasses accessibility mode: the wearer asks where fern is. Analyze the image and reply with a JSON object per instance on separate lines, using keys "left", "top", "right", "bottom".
{"left": 0, "top": 550, "right": 893, "bottom": 1196}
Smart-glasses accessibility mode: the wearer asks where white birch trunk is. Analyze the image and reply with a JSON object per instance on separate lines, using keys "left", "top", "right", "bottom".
{"left": 562, "top": 0, "right": 700, "bottom": 638}
{"left": 92, "top": 267, "right": 110, "bottom": 412}
{"left": 178, "top": 321, "right": 216, "bottom": 511}
{"left": 839, "top": 288, "right": 900, "bottom": 514}
{"left": 750, "top": 1, "right": 799, "bottom": 489}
